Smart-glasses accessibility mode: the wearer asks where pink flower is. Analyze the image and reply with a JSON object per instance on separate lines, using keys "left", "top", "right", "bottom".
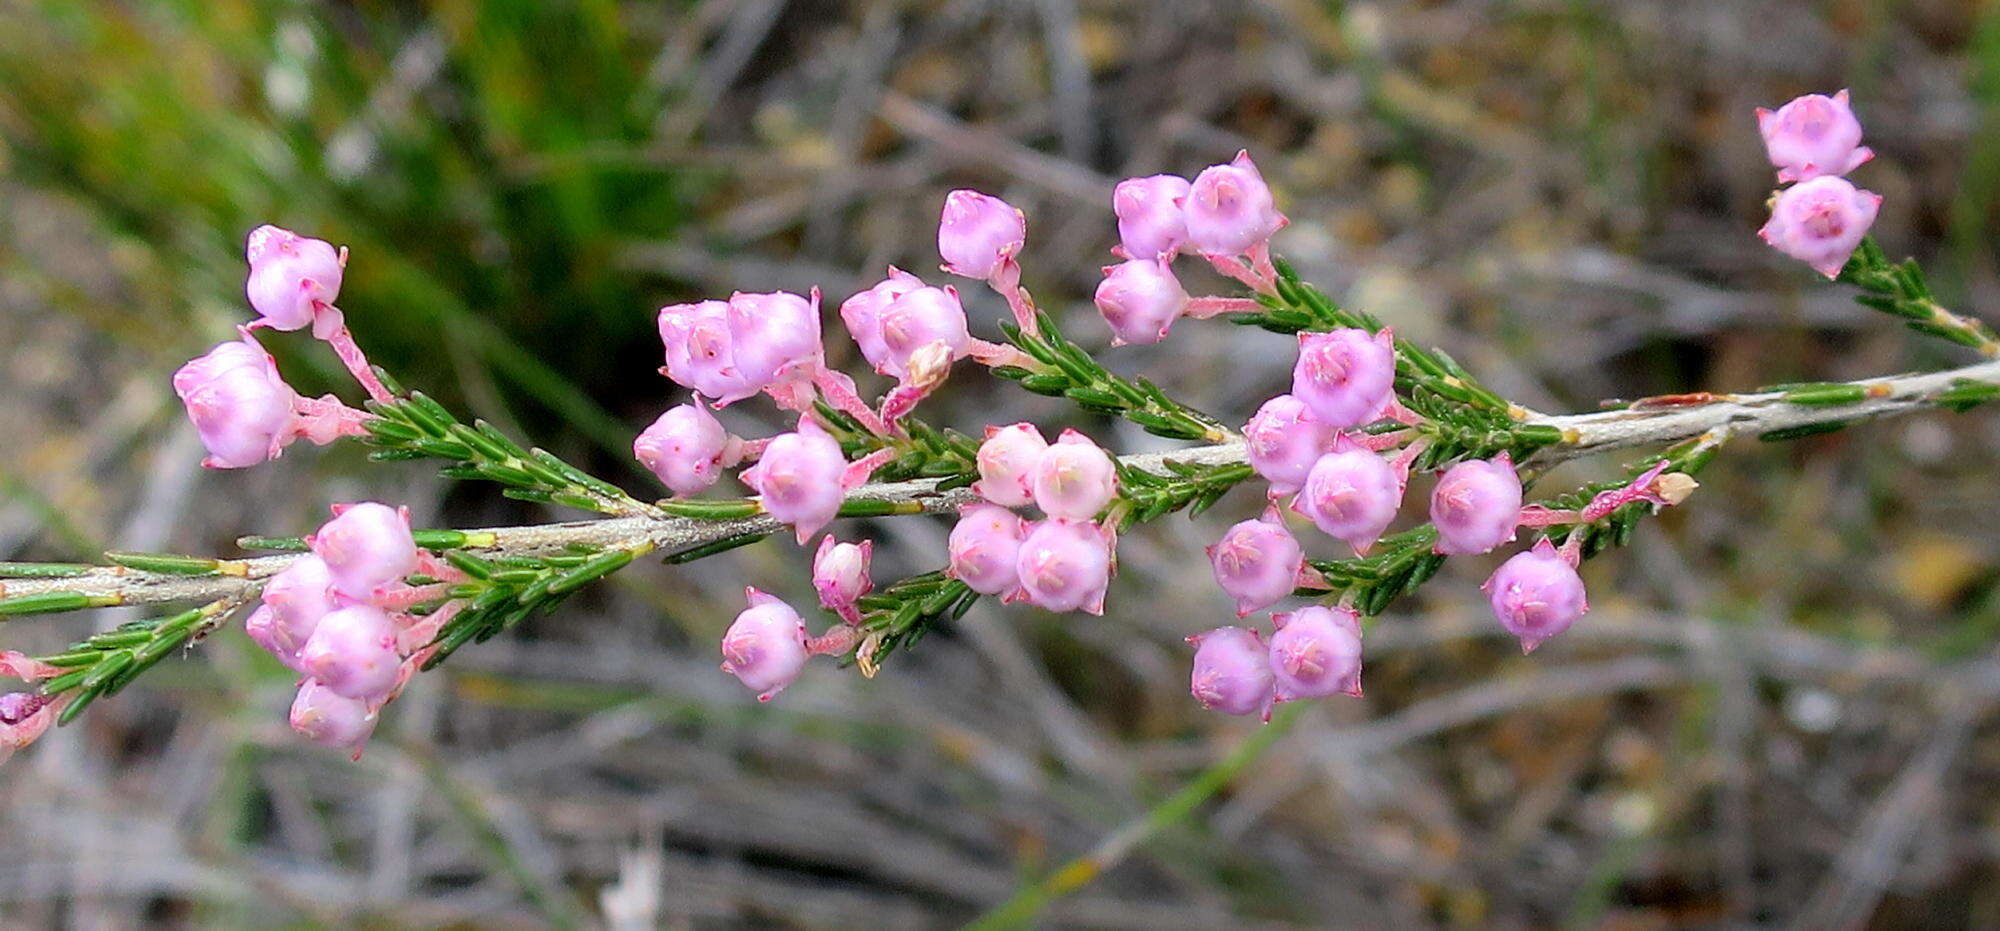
{"left": 1483, "top": 537, "right": 1588, "bottom": 653}
{"left": 1292, "top": 437, "right": 1405, "bottom": 556}
{"left": 938, "top": 189, "right": 1026, "bottom": 281}
{"left": 1013, "top": 518, "right": 1115, "bottom": 614}
{"left": 1187, "top": 626, "right": 1276, "bottom": 717}
{"left": 0, "top": 652, "right": 64, "bottom": 764}
{"left": 947, "top": 504, "right": 1028, "bottom": 597}
{"left": 1183, "top": 151, "right": 1286, "bottom": 257}
{"left": 310, "top": 502, "right": 419, "bottom": 601}
{"left": 1240, "top": 395, "right": 1336, "bottom": 497}
{"left": 1207, "top": 508, "right": 1306, "bottom": 617}
{"left": 1757, "top": 90, "right": 1873, "bottom": 184}
{"left": 173, "top": 333, "right": 301, "bottom": 469}
{"left": 1113, "top": 174, "right": 1191, "bottom": 260}
{"left": 1095, "top": 258, "right": 1190, "bottom": 346}
{"left": 840, "top": 268, "right": 926, "bottom": 373}
{"left": 1267, "top": 605, "right": 1364, "bottom": 701}
{"left": 245, "top": 225, "right": 344, "bottom": 331}
{"left": 289, "top": 679, "right": 378, "bottom": 752}
{"left": 1243, "top": 394, "right": 1337, "bottom": 497}
{"left": 248, "top": 555, "right": 340, "bottom": 669}
{"left": 813, "top": 537, "right": 874, "bottom": 625}
{"left": 658, "top": 291, "right": 826, "bottom": 408}
{"left": 1031, "top": 429, "right": 1118, "bottom": 521}
{"left": 974, "top": 423, "right": 1049, "bottom": 507}
{"left": 299, "top": 604, "right": 402, "bottom": 702}
{"left": 634, "top": 401, "right": 745, "bottom": 497}
{"left": 1430, "top": 455, "right": 1523, "bottom": 556}
{"left": 1759, "top": 175, "right": 1882, "bottom": 278}
{"left": 740, "top": 417, "right": 861, "bottom": 543}
{"left": 876, "top": 285, "right": 972, "bottom": 379}
{"left": 726, "top": 290, "right": 826, "bottom": 403}
{"left": 721, "top": 587, "right": 811, "bottom": 701}
{"left": 1292, "top": 328, "right": 1396, "bottom": 429}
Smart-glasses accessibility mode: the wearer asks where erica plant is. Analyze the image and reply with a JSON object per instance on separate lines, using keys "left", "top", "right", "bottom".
{"left": 3, "top": 91, "right": 1996, "bottom": 769}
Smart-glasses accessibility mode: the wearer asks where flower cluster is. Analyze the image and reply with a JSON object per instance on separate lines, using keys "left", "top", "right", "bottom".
{"left": 948, "top": 425, "right": 1119, "bottom": 613}
{"left": 1093, "top": 152, "right": 1284, "bottom": 344}
{"left": 244, "top": 502, "right": 434, "bottom": 755}
{"left": 63, "top": 90, "right": 1909, "bottom": 768}
{"left": 1757, "top": 90, "right": 1882, "bottom": 277}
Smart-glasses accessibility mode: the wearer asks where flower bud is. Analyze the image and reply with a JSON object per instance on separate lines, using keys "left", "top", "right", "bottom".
{"left": 1757, "top": 90, "right": 1873, "bottom": 184}
{"left": 938, "top": 189, "right": 1026, "bottom": 281}
{"left": 878, "top": 285, "right": 972, "bottom": 378}
{"left": 1113, "top": 174, "right": 1191, "bottom": 260}
{"left": 740, "top": 418, "right": 851, "bottom": 543}
{"left": 975, "top": 423, "right": 1049, "bottom": 507}
{"left": 310, "top": 502, "right": 418, "bottom": 601}
{"left": 1014, "top": 518, "right": 1115, "bottom": 614}
{"left": 173, "top": 334, "right": 300, "bottom": 469}
{"left": 659, "top": 299, "right": 760, "bottom": 402}
{"left": 1759, "top": 175, "right": 1882, "bottom": 278}
{"left": 1187, "top": 626, "right": 1275, "bottom": 717}
{"left": 244, "top": 225, "right": 344, "bottom": 331}
{"left": 1095, "top": 258, "right": 1189, "bottom": 346}
{"left": 725, "top": 290, "right": 825, "bottom": 399}
{"left": 289, "top": 679, "right": 377, "bottom": 751}
{"left": 250, "top": 555, "right": 340, "bottom": 667}
{"left": 1483, "top": 538, "right": 1588, "bottom": 653}
{"left": 1183, "top": 151, "right": 1285, "bottom": 257}
{"left": 1292, "top": 328, "right": 1396, "bottom": 428}
{"left": 947, "top": 504, "right": 1028, "bottom": 597}
{"left": 813, "top": 537, "right": 874, "bottom": 624}
{"left": 1031, "top": 429, "right": 1118, "bottom": 521}
{"left": 1207, "top": 509, "right": 1306, "bottom": 617}
{"left": 721, "top": 587, "right": 811, "bottom": 701}
{"left": 1292, "top": 438, "right": 1404, "bottom": 556}
{"left": 1430, "top": 455, "right": 1523, "bottom": 556}
{"left": 1267, "top": 605, "right": 1363, "bottom": 701}
{"left": 634, "top": 401, "right": 741, "bottom": 497}
{"left": 1244, "top": 394, "right": 1336, "bottom": 496}
{"left": 299, "top": 604, "right": 402, "bottom": 702}
{"left": 840, "top": 267, "right": 926, "bottom": 374}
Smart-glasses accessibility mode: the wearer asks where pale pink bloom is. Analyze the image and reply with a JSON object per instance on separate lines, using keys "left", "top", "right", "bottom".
{"left": 813, "top": 537, "right": 874, "bottom": 625}
{"left": 1187, "top": 625, "right": 1276, "bottom": 717}
{"left": 721, "top": 587, "right": 811, "bottom": 701}
{"left": 1031, "top": 429, "right": 1118, "bottom": 521}
{"left": 1483, "top": 537, "right": 1588, "bottom": 653}
{"left": 658, "top": 291, "right": 826, "bottom": 408}
{"left": 245, "top": 224, "right": 344, "bottom": 331}
{"left": 1267, "top": 605, "right": 1363, "bottom": 701}
{"left": 173, "top": 332, "right": 301, "bottom": 469}
{"left": 1184, "top": 151, "right": 1286, "bottom": 257}
{"left": 947, "top": 503, "right": 1028, "bottom": 598}
{"left": 299, "top": 604, "right": 402, "bottom": 702}
{"left": 252, "top": 555, "right": 340, "bottom": 668}
{"left": 1244, "top": 394, "right": 1337, "bottom": 497}
{"left": 1095, "top": 258, "right": 1189, "bottom": 346}
{"left": 974, "top": 422, "right": 1049, "bottom": 507}
{"left": 840, "top": 267, "right": 926, "bottom": 373}
{"left": 1430, "top": 455, "right": 1523, "bottom": 556}
{"left": 0, "top": 652, "right": 65, "bottom": 764}
{"left": 289, "top": 679, "right": 378, "bottom": 753}
{"left": 310, "top": 502, "right": 419, "bottom": 601}
{"left": 1759, "top": 175, "right": 1882, "bottom": 278}
{"left": 740, "top": 418, "right": 862, "bottom": 543}
{"left": 1207, "top": 508, "right": 1306, "bottom": 617}
{"left": 1757, "top": 90, "right": 1873, "bottom": 184}
{"left": 1292, "top": 437, "right": 1405, "bottom": 556}
{"left": 634, "top": 401, "right": 745, "bottom": 497}
{"left": 1292, "top": 328, "right": 1396, "bottom": 429}
{"left": 1112, "top": 174, "right": 1191, "bottom": 260}
{"left": 1013, "top": 519, "right": 1115, "bottom": 615}
{"left": 938, "top": 189, "right": 1026, "bottom": 281}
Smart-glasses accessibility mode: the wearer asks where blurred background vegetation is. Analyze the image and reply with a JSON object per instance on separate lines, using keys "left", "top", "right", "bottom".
{"left": 4, "top": 0, "right": 2000, "bottom": 927}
